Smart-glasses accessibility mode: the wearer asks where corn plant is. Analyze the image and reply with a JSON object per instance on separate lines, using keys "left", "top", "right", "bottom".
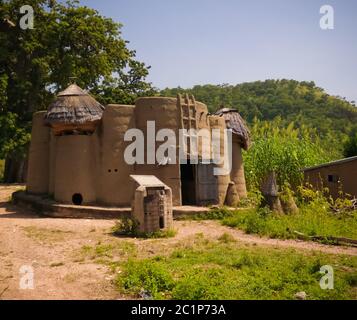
{"left": 243, "top": 118, "right": 332, "bottom": 191}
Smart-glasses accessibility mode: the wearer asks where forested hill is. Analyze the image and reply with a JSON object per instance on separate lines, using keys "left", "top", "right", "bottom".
{"left": 160, "top": 79, "right": 357, "bottom": 141}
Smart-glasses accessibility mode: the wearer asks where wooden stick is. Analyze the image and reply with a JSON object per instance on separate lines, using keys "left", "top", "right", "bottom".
{"left": 293, "top": 231, "right": 357, "bottom": 247}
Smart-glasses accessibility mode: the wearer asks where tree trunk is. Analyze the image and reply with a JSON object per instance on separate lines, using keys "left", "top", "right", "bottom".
{"left": 3, "top": 155, "right": 27, "bottom": 183}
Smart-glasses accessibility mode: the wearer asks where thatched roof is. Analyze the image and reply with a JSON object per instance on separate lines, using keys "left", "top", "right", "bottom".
{"left": 260, "top": 171, "right": 279, "bottom": 196}
{"left": 213, "top": 107, "right": 250, "bottom": 150}
{"left": 45, "top": 84, "right": 104, "bottom": 129}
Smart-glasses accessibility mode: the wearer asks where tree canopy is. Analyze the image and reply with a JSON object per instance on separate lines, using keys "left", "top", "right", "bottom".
{"left": 0, "top": 0, "right": 154, "bottom": 160}
{"left": 161, "top": 79, "right": 357, "bottom": 157}
{"left": 343, "top": 129, "right": 357, "bottom": 158}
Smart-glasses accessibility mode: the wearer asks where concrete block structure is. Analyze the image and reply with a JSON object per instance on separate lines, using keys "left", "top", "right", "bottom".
{"left": 130, "top": 175, "right": 173, "bottom": 232}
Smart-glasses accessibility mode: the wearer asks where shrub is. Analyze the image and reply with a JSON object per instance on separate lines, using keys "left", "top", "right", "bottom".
{"left": 112, "top": 218, "right": 176, "bottom": 239}
{"left": 112, "top": 217, "right": 139, "bottom": 236}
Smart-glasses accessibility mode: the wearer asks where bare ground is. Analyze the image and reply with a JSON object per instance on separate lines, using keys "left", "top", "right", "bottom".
{"left": 0, "top": 185, "right": 356, "bottom": 300}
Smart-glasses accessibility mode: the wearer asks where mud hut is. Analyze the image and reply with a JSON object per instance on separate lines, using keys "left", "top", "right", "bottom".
{"left": 214, "top": 107, "right": 250, "bottom": 198}
{"left": 27, "top": 85, "right": 250, "bottom": 209}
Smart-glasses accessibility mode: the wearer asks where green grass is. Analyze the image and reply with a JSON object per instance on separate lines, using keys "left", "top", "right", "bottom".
{"left": 177, "top": 206, "right": 236, "bottom": 221}
{"left": 143, "top": 229, "right": 177, "bottom": 239}
{"left": 221, "top": 204, "right": 357, "bottom": 240}
{"left": 115, "top": 239, "right": 357, "bottom": 300}
{"left": 79, "top": 241, "right": 137, "bottom": 263}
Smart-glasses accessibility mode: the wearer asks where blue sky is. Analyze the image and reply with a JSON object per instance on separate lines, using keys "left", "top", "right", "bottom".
{"left": 79, "top": 0, "right": 357, "bottom": 102}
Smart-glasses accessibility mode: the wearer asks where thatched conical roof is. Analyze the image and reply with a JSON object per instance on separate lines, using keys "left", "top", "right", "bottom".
{"left": 45, "top": 84, "right": 104, "bottom": 135}
{"left": 214, "top": 107, "right": 250, "bottom": 150}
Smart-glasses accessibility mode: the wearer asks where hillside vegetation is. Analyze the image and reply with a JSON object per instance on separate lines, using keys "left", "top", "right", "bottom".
{"left": 161, "top": 79, "right": 357, "bottom": 156}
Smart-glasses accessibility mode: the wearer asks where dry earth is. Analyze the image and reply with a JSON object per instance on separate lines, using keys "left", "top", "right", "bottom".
{"left": 0, "top": 185, "right": 356, "bottom": 300}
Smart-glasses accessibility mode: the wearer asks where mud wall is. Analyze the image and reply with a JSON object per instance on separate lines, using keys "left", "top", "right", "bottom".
{"left": 27, "top": 112, "right": 50, "bottom": 194}
{"left": 48, "top": 133, "right": 57, "bottom": 195}
{"left": 195, "top": 101, "right": 211, "bottom": 159}
{"left": 231, "top": 135, "right": 247, "bottom": 198}
{"left": 209, "top": 115, "right": 230, "bottom": 205}
{"left": 134, "top": 97, "right": 182, "bottom": 206}
{"left": 54, "top": 135, "right": 96, "bottom": 204}
{"left": 97, "top": 104, "right": 135, "bottom": 206}
{"left": 304, "top": 160, "right": 357, "bottom": 199}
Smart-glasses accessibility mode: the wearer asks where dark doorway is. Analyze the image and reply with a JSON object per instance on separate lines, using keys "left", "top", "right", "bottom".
{"left": 180, "top": 162, "right": 196, "bottom": 205}
{"left": 159, "top": 216, "right": 165, "bottom": 229}
{"left": 72, "top": 193, "right": 83, "bottom": 205}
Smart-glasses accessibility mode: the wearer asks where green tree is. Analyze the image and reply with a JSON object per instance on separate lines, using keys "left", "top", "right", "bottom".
{"left": 160, "top": 80, "right": 357, "bottom": 158}
{"left": 343, "top": 130, "right": 357, "bottom": 157}
{"left": 0, "top": 0, "right": 154, "bottom": 181}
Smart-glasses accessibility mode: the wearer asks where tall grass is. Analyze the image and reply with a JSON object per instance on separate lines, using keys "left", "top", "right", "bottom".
{"left": 222, "top": 204, "right": 357, "bottom": 240}
{"left": 243, "top": 118, "right": 332, "bottom": 190}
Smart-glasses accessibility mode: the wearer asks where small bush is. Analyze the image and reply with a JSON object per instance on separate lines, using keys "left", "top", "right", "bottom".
{"left": 112, "top": 218, "right": 176, "bottom": 239}
{"left": 112, "top": 218, "right": 139, "bottom": 236}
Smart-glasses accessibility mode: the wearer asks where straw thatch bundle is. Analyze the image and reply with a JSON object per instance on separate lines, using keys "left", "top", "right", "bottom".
{"left": 45, "top": 84, "right": 104, "bottom": 135}
{"left": 213, "top": 108, "right": 250, "bottom": 150}
{"left": 260, "top": 171, "right": 283, "bottom": 213}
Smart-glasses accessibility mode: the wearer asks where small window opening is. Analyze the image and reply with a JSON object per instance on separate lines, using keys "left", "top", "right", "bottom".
{"left": 72, "top": 193, "right": 83, "bottom": 205}
{"left": 159, "top": 216, "right": 165, "bottom": 229}
{"left": 328, "top": 175, "right": 339, "bottom": 183}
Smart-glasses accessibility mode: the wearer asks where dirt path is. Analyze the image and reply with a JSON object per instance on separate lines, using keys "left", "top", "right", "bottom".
{"left": 0, "top": 186, "right": 120, "bottom": 300}
{"left": 0, "top": 185, "right": 356, "bottom": 300}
